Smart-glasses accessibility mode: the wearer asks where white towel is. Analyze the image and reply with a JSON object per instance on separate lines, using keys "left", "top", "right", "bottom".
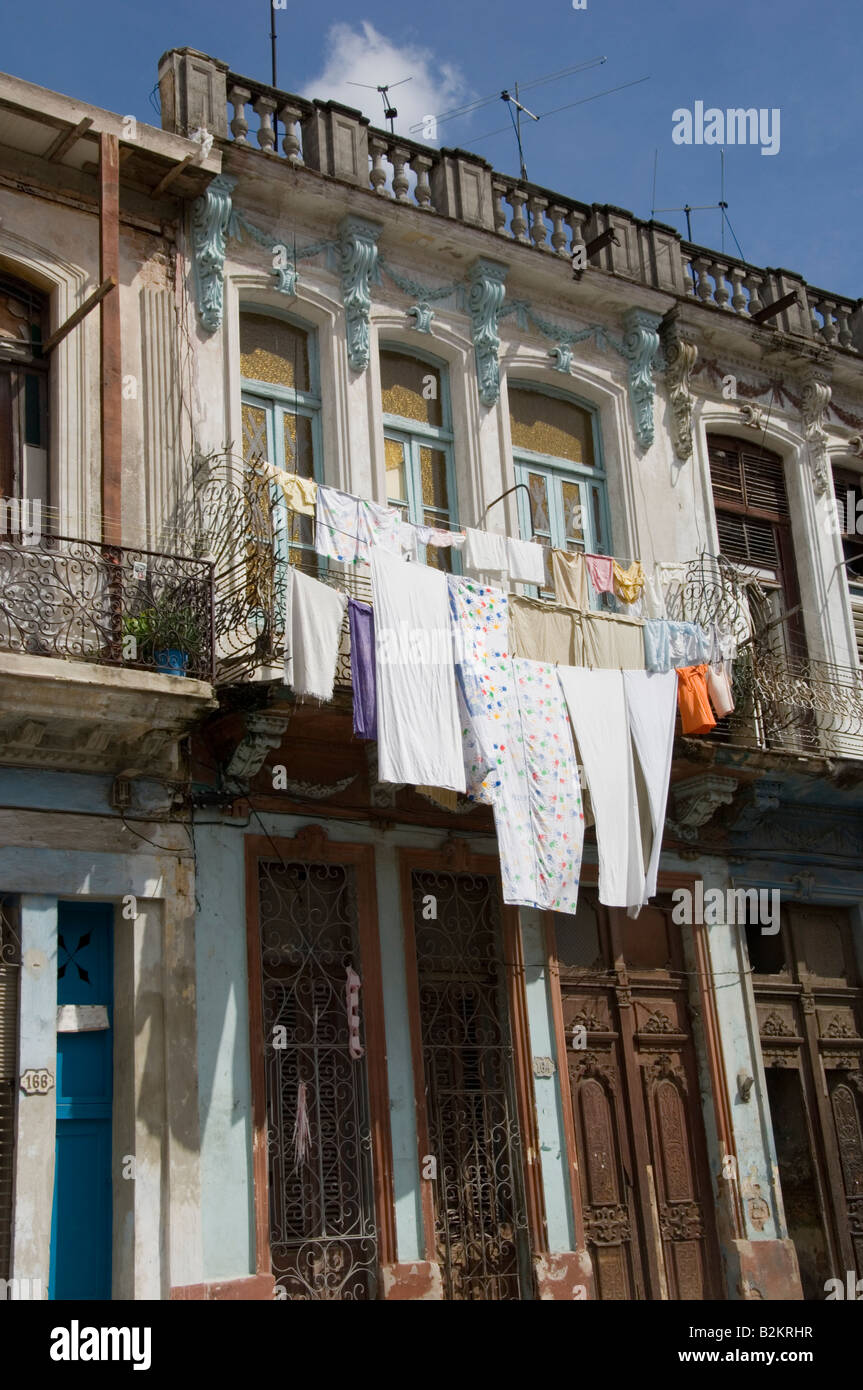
{"left": 358, "top": 498, "right": 404, "bottom": 560}
{"left": 315, "top": 486, "right": 360, "bottom": 564}
{"left": 283, "top": 567, "right": 347, "bottom": 701}
{"left": 557, "top": 666, "right": 644, "bottom": 911}
{"left": 507, "top": 536, "right": 546, "bottom": 585}
{"left": 623, "top": 670, "right": 677, "bottom": 906}
{"left": 464, "top": 526, "right": 509, "bottom": 576}
{"left": 370, "top": 547, "right": 466, "bottom": 792}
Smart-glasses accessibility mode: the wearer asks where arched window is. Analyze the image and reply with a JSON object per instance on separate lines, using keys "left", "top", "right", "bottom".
{"left": 240, "top": 311, "right": 321, "bottom": 564}
{"left": 381, "top": 348, "right": 457, "bottom": 569}
{"left": 0, "top": 272, "right": 49, "bottom": 527}
{"left": 509, "top": 385, "right": 608, "bottom": 593}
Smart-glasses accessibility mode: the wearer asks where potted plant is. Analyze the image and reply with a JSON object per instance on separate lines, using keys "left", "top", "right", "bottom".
{"left": 123, "top": 590, "right": 206, "bottom": 678}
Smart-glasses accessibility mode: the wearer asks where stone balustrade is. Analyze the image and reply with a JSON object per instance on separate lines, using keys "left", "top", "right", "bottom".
{"left": 158, "top": 48, "right": 863, "bottom": 355}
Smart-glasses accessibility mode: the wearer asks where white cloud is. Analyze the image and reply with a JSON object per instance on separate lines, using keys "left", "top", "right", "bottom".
{"left": 300, "top": 22, "right": 473, "bottom": 144}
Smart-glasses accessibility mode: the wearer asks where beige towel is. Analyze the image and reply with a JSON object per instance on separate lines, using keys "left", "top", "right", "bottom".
{"left": 582, "top": 611, "right": 645, "bottom": 670}
{"left": 551, "top": 549, "right": 590, "bottom": 611}
{"left": 510, "top": 596, "right": 585, "bottom": 666}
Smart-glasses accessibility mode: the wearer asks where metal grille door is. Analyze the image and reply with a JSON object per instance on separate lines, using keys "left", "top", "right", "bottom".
{"left": 258, "top": 858, "right": 378, "bottom": 1299}
{"left": 0, "top": 900, "right": 19, "bottom": 1281}
{"left": 411, "top": 869, "right": 530, "bottom": 1300}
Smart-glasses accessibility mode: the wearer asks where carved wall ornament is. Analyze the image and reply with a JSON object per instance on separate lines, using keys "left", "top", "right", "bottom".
{"left": 825, "top": 1015, "right": 858, "bottom": 1039}
{"left": 660, "top": 315, "right": 698, "bottom": 460}
{"left": 738, "top": 401, "right": 767, "bottom": 430}
{"left": 277, "top": 774, "right": 358, "bottom": 801}
{"left": 292, "top": 824, "right": 331, "bottom": 857}
{"left": 747, "top": 1189, "right": 771, "bottom": 1232}
{"left": 227, "top": 208, "right": 338, "bottom": 299}
{"left": 338, "top": 216, "right": 382, "bottom": 372}
{"left": 660, "top": 1201, "right": 704, "bottom": 1243}
{"left": 583, "top": 1204, "right": 631, "bottom": 1246}
{"left": 377, "top": 257, "right": 463, "bottom": 336}
{"left": 641, "top": 1009, "right": 677, "bottom": 1035}
{"left": 467, "top": 258, "right": 508, "bottom": 407}
{"left": 191, "top": 173, "right": 238, "bottom": 332}
{"left": 761, "top": 1010, "right": 795, "bottom": 1037}
{"left": 621, "top": 307, "right": 662, "bottom": 449}
{"left": 672, "top": 774, "right": 738, "bottom": 829}
{"left": 801, "top": 374, "right": 833, "bottom": 496}
{"left": 225, "top": 711, "right": 290, "bottom": 781}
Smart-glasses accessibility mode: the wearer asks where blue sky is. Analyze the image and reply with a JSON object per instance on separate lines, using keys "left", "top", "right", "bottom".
{"left": 4, "top": 0, "right": 861, "bottom": 299}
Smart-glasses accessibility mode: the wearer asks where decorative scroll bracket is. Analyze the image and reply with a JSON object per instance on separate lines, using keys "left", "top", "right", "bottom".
{"left": 467, "top": 257, "right": 508, "bottom": 407}
{"left": 338, "top": 216, "right": 382, "bottom": 372}
{"left": 660, "top": 312, "right": 698, "bottom": 461}
{"left": 800, "top": 373, "right": 832, "bottom": 496}
{"left": 621, "top": 307, "right": 662, "bottom": 449}
{"left": 191, "top": 174, "right": 237, "bottom": 332}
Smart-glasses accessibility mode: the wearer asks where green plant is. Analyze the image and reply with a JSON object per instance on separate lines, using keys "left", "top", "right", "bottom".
{"left": 123, "top": 590, "right": 206, "bottom": 659}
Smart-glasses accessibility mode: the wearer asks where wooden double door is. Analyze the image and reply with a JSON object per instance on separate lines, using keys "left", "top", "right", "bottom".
{"left": 551, "top": 890, "right": 724, "bottom": 1300}
{"left": 746, "top": 904, "right": 863, "bottom": 1299}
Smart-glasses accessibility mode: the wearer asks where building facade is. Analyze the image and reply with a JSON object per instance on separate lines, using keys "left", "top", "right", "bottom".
{"left": 0, "top": 45, "right": 862, "bottom": 1301}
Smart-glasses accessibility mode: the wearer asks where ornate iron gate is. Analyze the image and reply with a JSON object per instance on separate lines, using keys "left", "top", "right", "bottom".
{"left": 411, "top": 868, "right": 530, "bottom": 1300}
{"left": 258, "top": 857, "right": 378, "bottom": 1299}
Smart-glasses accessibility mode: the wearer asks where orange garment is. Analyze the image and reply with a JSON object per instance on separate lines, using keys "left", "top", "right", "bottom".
{"left": 676, "top": 664, "right": 716, "bottom": 735}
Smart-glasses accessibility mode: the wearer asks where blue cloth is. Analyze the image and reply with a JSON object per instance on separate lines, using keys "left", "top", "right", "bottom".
{"left": 644, "top": 619, "right": 711, "bottom": 673}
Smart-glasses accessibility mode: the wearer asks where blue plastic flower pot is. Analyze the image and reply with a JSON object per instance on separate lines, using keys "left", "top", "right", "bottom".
{"left": 154, "top": 648, "right": 188, "bottom": 677}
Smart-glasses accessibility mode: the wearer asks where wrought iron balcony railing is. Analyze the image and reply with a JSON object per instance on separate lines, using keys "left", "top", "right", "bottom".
{"left": 0, "top": 536, "right": 215, "bottom": 681}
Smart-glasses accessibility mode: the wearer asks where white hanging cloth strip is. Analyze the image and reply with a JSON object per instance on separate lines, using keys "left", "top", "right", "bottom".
{"left": 557, "top": 666, "right": 645, "bottom": 911}
{"left": 283, "top": 567, "right": 347, "bottom": 702}
{"left": 399, "top": 521, "right": 466, "bottom": 562}
{"left": 370, "top": 547, "right": 466, "bottom": 792}
{"left": 315, "top": 485, "right": 361, "bottom": 564}
{"left": 464, "top": 527, "right": 509, "bottom": 577}
{"left": 622, "top": 670, "right": 678, "bottom": 909}
{"left": 507, "top": 536, "right": 546, "bottom": 586}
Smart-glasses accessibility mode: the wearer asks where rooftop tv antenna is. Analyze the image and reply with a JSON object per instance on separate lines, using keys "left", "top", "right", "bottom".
{"left": 652, "top": 149, "right": 745, "bottom": 260}
{"left": 346, "top": 77, "right": 414, "bottom": 133}
{"left": 411, "top": 60, "right": 650, "bottom": 184}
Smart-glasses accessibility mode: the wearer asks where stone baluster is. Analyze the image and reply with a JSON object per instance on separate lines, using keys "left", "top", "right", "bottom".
{"left": 228, "top": 86, "right": 250, "bottom": 144}
{"left": 549, "top": 205, "right": 569, "bottom": 257}
{"left": 369, "top": 136, "right": 389, "bottom": 196}
{"left": 835, "top": 303, "right": 854, "bottom": 350}
{"left": 508, "top": 187, "right": 529, "bottom": 243}
{"left": 817, "top": 299, "right": 838, "bottom": 346}
{"left": 528, "top": 194, "right": 550, "bottom": 251}
{"left": 712, "top": 260, "right": 731, "bottom": 310}
{"left": 279, "top": 104, "right": 302, "bottom": 162}
{"left": 745, "top": 271, "right": 765, "bottom": 317}
{"left": 254, "top": 96, "right": 277, "bottom": 153}
{"left": 411, "top": 153, "right": 433, "bottom": 210}
{"left": 567, "top": 209, "right": 587, "bottom": 267}
{"left": 683, "top": 256, "right": 696, "bottom": 297}
{"left": 492, "top": 180, "right": 509, "bottom": 235}
{"left": 729, "top": 266, "right": 748, "bottom": 315}
{"left": 391, "top": 146, "right": 410, "bottom": 203}
{"left": 692, "top": 256, "right": 713, "bottom": 304}
{"left": 807, "top": 293, "right": 823, "bottom": 338}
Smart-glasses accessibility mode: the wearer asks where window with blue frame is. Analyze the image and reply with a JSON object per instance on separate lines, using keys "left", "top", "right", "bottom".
{"left": 381, "top": 348, "right": 458, "bottom": 571}
{"left": 509, "top": 384, "right": 609, "bottom": 597}
{"left": 240, "top": 311, "right": 321, "bottom": 569}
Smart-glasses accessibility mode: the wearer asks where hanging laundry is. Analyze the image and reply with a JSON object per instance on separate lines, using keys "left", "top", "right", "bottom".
{"left": 510, "top": 595, "right": 584, "bottom": 665}
{"left": 507, "top": 536, "right": 546, "bottom": 586}
{"left": 447, "top": 576, "right": 511, "bottom": 802}
{"left": 357, "top": 498, "right": 405, "bottom": 560}
{"left": 371, "top": 547, "right": 465, "bottom": 792}
{"left": 584, "top": 553, "right": 615, "bottom": 595}
{"left": 623, "top": 670, "right": 678, "bottom": 906}
{"left": 707, "top": 661, "right": 735, "bottom": 718}
{"left": 641, "top": 571, "right": 667, "bottom": 620}
{"left": 676, "top": 664, "right": 716, "bottom": 735}
{"left": 582, "top": 611, "right": 646, "bottom": 670}
{"left": 557, "top": 666, "right": 644, "bottom": 911}
{"left": 551, "top": 548, "right": 591, "bottom": 612}
{"left": 612, "top": 559, "right": 645, "bottom": 605}
{"left": 400, "top": 522, "right": 465, "bottom": 562}
{"left": 315, "top": 485, "right": 361, "bottom": 565}
{"left": 283, "top": 567, "right": 347, "bottom": 702}
{"left": 345, "top": 966, "right": 364, "bottom": 1060}
{"left": 347, "top": 598, "right": 377, "bottom": 740}
{"left": 644, "top": 619, "right": 711, "bottom": 673}
{"left": 259, "top": 461, "right": 318, "bottom": 516}
{"left": 464, "top": 527, "right": 509, "bottom": 577}
{"left": 498, "top": 659, "right": 584, "bottom": 914}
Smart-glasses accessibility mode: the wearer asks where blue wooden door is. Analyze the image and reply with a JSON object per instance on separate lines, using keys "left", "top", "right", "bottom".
{"left": 49, "top": 902, "right": 113, "bottom": 1300}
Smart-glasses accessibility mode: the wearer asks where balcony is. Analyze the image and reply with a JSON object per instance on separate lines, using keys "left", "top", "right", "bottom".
{"left": 0, "top": 535, "right": 217, "bottom": 775}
